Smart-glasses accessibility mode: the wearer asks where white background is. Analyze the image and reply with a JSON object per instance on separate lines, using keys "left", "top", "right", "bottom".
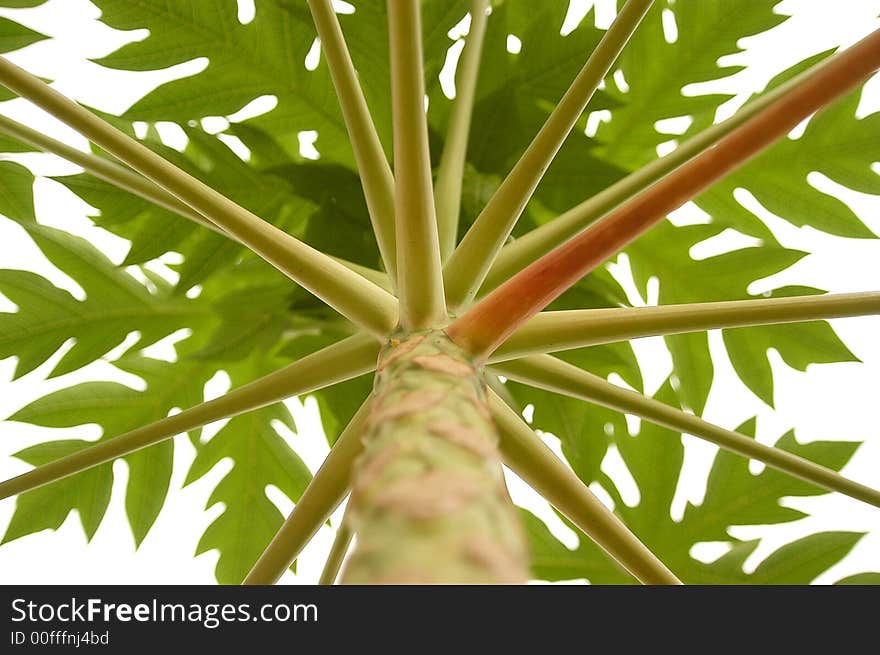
{"left": 0, "top": 0, "right": 879, "bottom": 584}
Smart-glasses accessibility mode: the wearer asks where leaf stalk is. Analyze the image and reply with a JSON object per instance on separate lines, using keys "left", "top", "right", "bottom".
{"left": 307, "top": 0, "right": 398, "bottom": 285}
{"left": 0, "top": 57, "right": 399, "bottom": 336}
{"left": 387, "top": 0, "right": 446, "bottom": 329}
{"left": 0, "top": 334, "right": 379, "bottom": 500}
{"left": 495, "top": 355, "right": 880, "bottom": 509}
{"left": 490, "top": 392, "right": 682, "bottom": 584}
{"left": 492, "top": 291, "right": 880, "bottom": 361}
{"left": 443, "top": 0, "right": 654, "bottom": 310}
{"left": 448, "top": 28, "right": 880, "bottom": 358}
{"left": 243, "top": 400, "right": 372, "bottom": 585}
{"left": 434, "top": 0, "right": 489, "bottom": 262}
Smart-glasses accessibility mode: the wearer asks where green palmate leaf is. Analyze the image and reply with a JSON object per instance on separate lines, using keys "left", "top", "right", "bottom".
{"left": 627, "top": 223, "right": 856, "bottom": 409}
{"left": 0, "top": 1, "right": 49, "bottom": 8}
{"left": 656, "top": 532, "right": 866, "bottom": 585}
{"left": 280, "top": 330, "right": 373, "bottom": 445}
{"left": 184, "top": 362, "right": 312, "bottom": 584}
{"left": 0, "top": 16, "right": 46, "bottom": 54}
{"left": 507, "top": 337, "right": 642, "bottom": 485}
{"left": 0, "top": 16, "right": 46, "bottom": 103}
{"left": 684, "top": 50, "right": 876, "bottom": 241}
{"left": 0, "top": 220, "right": 205, "bottom": 378}
{"left": 722, "top": 317, "right": 858, "bottom": 408}
{"left": 613, "top": 384, "right": 683, "bottom": 540}
{"left": 519, "top": 508, "right": 622, "bottom": 584}
{"left": 92, "top": 1, "right": 324, "bottom": 133}
{"left": 525, "top": 386, "right": 871, "bottom": 584}
{"left": 677, "top": 421, "right": 859, "bottom": 538}
{"left": 271, "top": 160, "right": 381, "bottom": 267}
{"left": 0, "top": 160, "right": 36, "bottom": 220}
{"left": 192, "top": 283, "right": 293, "bottom": 362}
{"left": 513, "top": 390, "right": 614, "bottom": 485}
{"left": 91, "top": 0, "right": 465, "bottom": 166}
{"left": 308, "top": 371, "right": 373, "bottom": 446}
{"left": 465, "top": 1, "right": 619, "bottom": 112}
{"left": 836, "top": 572, "right": 880, "bottom": 585}
{"left": 169, "top": 128, "right": 304, "bottom": 292}
{"left": 4, "top": 351, "right": 218, "bottom": 546}
{"left": 434, "top": 1, "right": 624, "bottom": 236}
{"left": 225, "top": 122, "right": 298, "bottom": 169}
{"left": 736, "top": 532, "right": 864, "bottom": 584}
{"left": 52, "top": 125, "right": 309, "bottom": 288}
{"left": 225, "top": 124, "right": 382, "bottom": 271}
{"left": 1, "top": 440, "right": 112, "bottom": 544}
{"left": 595, "top": 0, "right": 785, "bottom": 169}
{"left": 701, "top": 86, "right": 879, "bottom": 240}
{"left": 51, "top": 171, "right": 202, "bottom": 267}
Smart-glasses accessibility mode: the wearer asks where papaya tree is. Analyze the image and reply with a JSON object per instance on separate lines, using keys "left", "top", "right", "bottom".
{"left": 0, "top": 0, "right": 879, "bottom": 584}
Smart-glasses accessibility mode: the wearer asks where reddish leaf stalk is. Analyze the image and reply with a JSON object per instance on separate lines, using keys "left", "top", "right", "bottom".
{"left": 447, "top": 28, "right": 880, "bottom": 360}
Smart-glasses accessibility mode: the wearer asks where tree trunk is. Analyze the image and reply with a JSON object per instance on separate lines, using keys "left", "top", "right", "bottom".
{"left": 341, "top": 331, "right": 529, "bottom": 584}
